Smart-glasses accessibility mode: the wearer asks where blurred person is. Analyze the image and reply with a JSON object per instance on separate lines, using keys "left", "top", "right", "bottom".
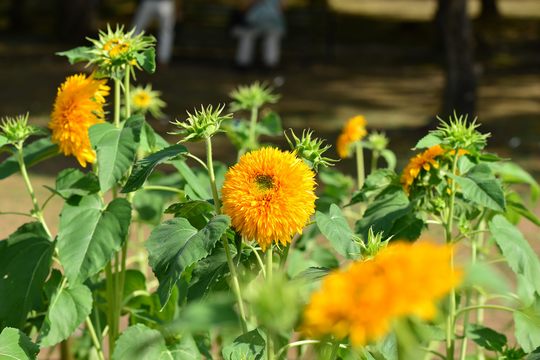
{"left": 232, "top": 0, "right": 286, "bottom": 70}
{"left": 132, "top": 0, "right": 178, "bottom": 65}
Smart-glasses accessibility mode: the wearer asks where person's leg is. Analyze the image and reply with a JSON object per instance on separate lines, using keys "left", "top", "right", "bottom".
{"left": 234, "top": 28, "right": 257, "bottom": 67}
{"left": 132, "top": 0, "right": 156, "bottom": 34}
{"left": 156, "top": 0, "right": 175, "bottom": 64}
{"left": 262, "top": 31, "right": 282, "bottom": 68}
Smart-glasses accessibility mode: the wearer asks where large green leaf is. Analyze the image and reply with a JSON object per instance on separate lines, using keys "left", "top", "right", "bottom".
{"left": 112, "top": 324, "right": 167, "bottom": 360}
{"left": 355, "top": 185, "right": 410, "bottom": 240}
{"left": 222, "top": 329, "right": 266, "bottom": 360}
{"left": 349, "top": 169, "right": 395, "bottom": 206}
{"left": 0, "top": 327, "right": 39, "bottom": 359}
{"left": 489, "top": 215, "right": 540, "bottom": 296}
{"left": 514, "top": 297, "right": 540, "bottom": 353}
{"left": 0, "top": 138, "right": 58, "bottom": 180}
{"left": 505, "top": 192, "right": 540, "bottom": 227}
{"left": 450, "top": 164, "right": 506, "bottom": 212}
{"left": 413, "top": 133, "right": 442, "bottom": 149}
{"left": 491, "top": 162, "right": 540, "bottom": 201}
{"left": 0, "top": 222, "right": 53, "bottom": 328}
{"left": 187, "top": 247, "right": 229, "bottom": 301}
{"left": 57, "top": 195, "right": 132, "bottom": 284}
{"left": 122, "top": 144, "right": 187, "bottom": 193}
{"left": 147, "top": 215, "right": 230, "bottom": 306}
{"left": 257, "top": 112, "right": 282, "bottom": 136}
{"left": 316, "top": 204, "right": 359, "bottom": 258}
{"left": 89, "top": 115, "right": 143, "bottom": 192}
{"left": 169, "top": 295, "right": 238, "bottom": 332}
{"left": 52, "top": 168, "right": 100, "bottom": 198}
{"left": 39, "top": 283, "right": 93, "bottom": 347}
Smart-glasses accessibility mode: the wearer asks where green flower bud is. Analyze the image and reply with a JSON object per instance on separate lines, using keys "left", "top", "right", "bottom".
{"left": 285, "top": 129, "right": 338, "bottom": 171}
{"left": 367, "top": 131, "right": 389, "bottom": 152}
{"left": 229, "top": 82, "right": 280, "bottom": 112}
{"left": 0, "top": 113, "right": 39, "bottom": 147}
{"left": 432, "top": 113, "right": 490, "bottom": 152}
{"left": 170, "top": 104, "right": 232, "bottom": 142}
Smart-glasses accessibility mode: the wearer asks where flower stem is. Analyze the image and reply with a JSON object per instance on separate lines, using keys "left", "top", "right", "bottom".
{"left": 124, "top": 68, "right": 131, "bottom": 119}
{"left": 142, "top": 185, "right": 184, "bottom": 195}
{"left": 444, "top": 153, "right": 459, "bottom": 360}
{"left": 355, "top": 141, "right": 365, "bottom": 190}
{"left": 204, "top": 135, "right": 247, "bottom": 332}
{"left": 266, "top": 248, "right": 274, "bottom": 360}
{"left": 248, "top": 106, "right": 259, "bottom": 151}
{"left": 105, "top": 262, "right": 116, "bottom": 358}
{"left": 85, "top": 317, "right": 105, "bottom": 360}
{"left": 371, "top": 149, "right": 379, "bottom": 174}
{"left": 454, "top": 304, "right": 515, "bottom": 319}
{"left": 114, "top": 79, "right": 121, "bottom": 128}
{"left": 16, "top": 144, "right": 52, "bottom": 237}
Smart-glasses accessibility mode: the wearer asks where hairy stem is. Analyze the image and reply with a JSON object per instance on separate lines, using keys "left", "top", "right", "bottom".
{"left": 355, "top": 141, "right": 365, "bottom": 190}
{"left": 85, "top": 317, "right": 105, "bottom": 360}
{"left": 266, "top": 248, "right": 274, "bottom": 360}
{"left": 248, "top": 106, "right": 259, "bottom": 151}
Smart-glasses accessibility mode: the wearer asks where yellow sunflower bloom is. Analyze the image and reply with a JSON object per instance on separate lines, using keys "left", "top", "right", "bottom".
{"left": 49, "top": 74, "right": 109, "bottom": 167}
{"left": 400, "top": 145, "right": 445, "bottom": 193}
{"left": 222, "top": 147, "right": 317, "bottom": 251}
{"left": 131, "top": 84, "right": 166, "bottom": 118}
{"left": 302, "top": 241, "right": 462, "bottom": 347}
{"left": 336, "top": 115, "right": 367, "bottom": 158}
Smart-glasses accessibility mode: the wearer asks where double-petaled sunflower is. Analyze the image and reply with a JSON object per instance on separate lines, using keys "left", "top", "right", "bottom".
{"left": 337, "top": 115, "right": 367, "bottom": 158}
{"left": 222, "top": 147, "right": 317, "bottom": 251}
{"left": 400, "top": 145, "right": 445, "bottom": 193}
{"left": 49, "top": 74, "right": 109, "bottom": 167}
{"left": 302, "top": 241, "right": 461, "bottom": 346}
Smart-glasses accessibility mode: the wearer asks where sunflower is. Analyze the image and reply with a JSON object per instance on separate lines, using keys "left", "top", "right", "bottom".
{"left": 131, "top": 84, "right": 166, "bottom": 118}
{"left": 222, "top": 147, "right": 317, "bottom": 251}
{"left": 400, "top": 145, "right": 445, "bottom": 193}
{"left": 336, "top": 115, "right": 367, "bottom": 158}
{"left": 302, "top": 241, "right": 461, "bottom": 346}
{"left": 49, "top": 74, "right": 109, "bottom": 167}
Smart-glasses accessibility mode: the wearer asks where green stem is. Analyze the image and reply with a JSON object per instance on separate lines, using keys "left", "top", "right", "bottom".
{"left": 444, "top": 152, "right": 459, "bottom": 360}
{"left": 85, "top": 317, "right": 105, "bottom": 360}
{"left": 0, "top": 211, "right": 32, "bottom": 217}
{"left": 355, "top": 141, "right": 365, "bottom": 190}
{"left": 205, "top": 137, "right": 221, "bottom": 213}
{"left": 223, "top": 235, "right": 248, "bottom": 333}
{"left": 124, "top": 67, "right": 131, "bottom": 119}
{"left": 114, "top": 79, "right": 121, "bottom": 128}
{"left": 266, "top": 248, "right": 274, "bottom": 360}
{"left": 455, "top": 304, "right": 515, "bottom": 320}
{"left": 205, "top": 135, "right": 247, "bottom": 332}
{"left": 328, "top": 341, "right": 340, "bottom": 360}
{"left": 371, "top": 150, "right": 379, "bottom": 174}
{"left": 105, "top": 262, "right": 116, "bottom": 358}
{"left": 248, "top": 106, "right": 259, "bottom": 150}
{"left": 247, "top": 243, "right": 266, "bottom": 277}
{"left": 16, "top": 145, "right": 52, "bottom": 237}
{"left": 142, "top": 185, "right": 184, "bottom": 195}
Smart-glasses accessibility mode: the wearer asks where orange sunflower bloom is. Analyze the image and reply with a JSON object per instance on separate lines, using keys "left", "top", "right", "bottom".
{"left": 400, "top": 145, "right": 445, "bottom": 193}
{"left": 221, "top": 147, "right": 317, "bottom": 251}
{"left": 337, "top": 115, "right": 367, "bottom": 158}
{"left": 49, "top": 74, "right": 109, "bottom": 167}
{"left": 302, "top": 241, "right": 461, "bottom": 347}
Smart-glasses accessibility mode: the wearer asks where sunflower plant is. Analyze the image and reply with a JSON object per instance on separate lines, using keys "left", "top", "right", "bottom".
{"left": 1, "top": 25, "right": 540, "bottom": 360}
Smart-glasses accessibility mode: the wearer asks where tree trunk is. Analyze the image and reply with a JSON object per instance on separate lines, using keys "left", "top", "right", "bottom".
{"left": 480, "top": 0, "right": 500, "bottom": 19}
{"left": 440, "top": 0, "right": 476, "bottom": 119}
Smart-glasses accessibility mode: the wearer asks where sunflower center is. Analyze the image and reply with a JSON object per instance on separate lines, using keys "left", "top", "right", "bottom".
{"left": 255, "top": 174, "right": 274, "bottom": 190}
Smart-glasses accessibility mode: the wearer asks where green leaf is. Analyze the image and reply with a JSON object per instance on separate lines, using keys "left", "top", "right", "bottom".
{"left": 172, "top": 160, "right": 211, "bottom": 200}
{"left": 257, "top": 112, "right": 282, "bottom": 136}
{"left": 58, "top": 195, "right": 132, "bottom": 284}
{"left": 140, "top": 120, "right": 169, "bottom": 153}
{"left": 349, "top": 169, "right": 395, "bottom": 206}
{"left": 135, "top": 48, "right": 156, "bottom": 74}
{"left": 355, "top": 185, "right": 410, "bottom": 240}
{"left": 223, "top": 120, "right": 250, "bottom": 151}
{"left": 467, "top": 324, "right": 507, "bottom": 352}
{"left": 53, "top": 168, "right": 100, "bottom": 198}
{"left": 388, "top": 212, "right": 424, "bottom": 240}
{"left": 506, "top": 192, "right": 540, "bottom": 227}
{"left": 39, "top": 283, "right": 93, "bottom": 347}
{"left": 491, "top": 162, "right": 540, "bottom": 201}
{"left": 0, "top": 135, "right": 7, "bottom": 148}
{"left": 450, "top": 164, "right": 506, "bottom": 212}
{"left": 0, "top": 222, "right": 53, "bottom": 328}
{"left": 89, "top": 115, "right": 143, "bottom": 192}
{"left": 56, "top": 46, "right": 93, "bottom": 64}
{"left": 514, "top": 296, "right": 540, "bottom": 353}
{"left": 122, "top": 144, "right": 187, "bottom": 193}
{"left": 0, "top": 327, "right": 39, "bottom": 360}
{"left": 316, "top": 204, "right": 359, "bottom": 258}
{"left": 0, "top": 138, "right": 58, "bottom": 180}
{"left": 489, "top": 215, "right": 540, "bottom": 296}
{"left": 133, "top": 190, "right": 167, "bottom": 225}
{"left": 166, "top": 334, "right": 202, "bottom": 360}
{"left": 112, "top": 324, "right": 167, "bottom": 360}
{"left": 414, "top": 133, "right": 442, "bottom": 149}
{"left": 169, "top": 294, "right": 238, "bottom": 332}
{"left": 187, "top": 247, "right": 229, "bottom": 301}
{"left": 222, "top": 328, "right": 266, "bottom": 360}
{"left": 147, "top": 215, "right": 230, "bottom": 306}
